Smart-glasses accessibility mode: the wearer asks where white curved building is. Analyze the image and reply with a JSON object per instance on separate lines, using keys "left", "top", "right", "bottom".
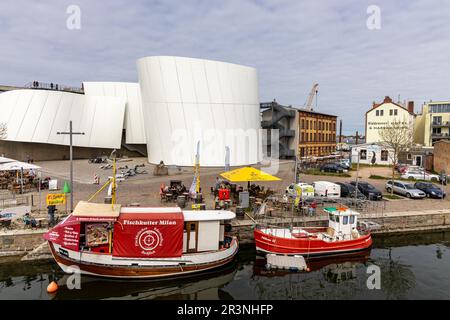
{"left": 137, "top": 56, "right": 261, "bottom": 166}
{"left": 0, "top": 56, "right": 261, "bottom": 166}
{"left": 83, "top": 82, "right": 146, "bottom": 144}
{"left": 0, "top": 89, "right": 126, "bottom": 149}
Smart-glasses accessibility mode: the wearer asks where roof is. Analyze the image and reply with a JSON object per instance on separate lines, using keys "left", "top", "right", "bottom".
{"left": 183, "top": 210, "right": 235, "bottom": 221}
{"left": 324, "top": 207, "right": 360, "bottom": 216}
{"left": 120, "top": 207, "right": 235, "bottom": 221}
{"left": 367, "top": 97, "right": 414, "bottom": 116}
{"left": 73, "top": 201, "right": 121, "bottom": 218}
{"left": 120, "top": 207, "right": 182, "bottom": 214}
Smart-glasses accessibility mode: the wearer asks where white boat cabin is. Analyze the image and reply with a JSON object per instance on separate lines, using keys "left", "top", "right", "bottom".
{"left": 182, "top": 210, "right": 235, "bottom": 253}
{"left": 324, "top": 207, "right": 360, "bottom": 240}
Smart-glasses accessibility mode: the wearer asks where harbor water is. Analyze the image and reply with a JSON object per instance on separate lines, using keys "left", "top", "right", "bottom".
{"left": 1, "top": 231, "right": 450, "bottom": 300}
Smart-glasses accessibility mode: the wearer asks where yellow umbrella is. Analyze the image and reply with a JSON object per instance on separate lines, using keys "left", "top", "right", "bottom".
{"left": 220, "top": 167, "right": 281, "bottom": 188}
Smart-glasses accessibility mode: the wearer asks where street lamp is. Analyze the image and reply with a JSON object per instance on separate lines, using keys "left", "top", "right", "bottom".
{"left": 57, "top": 120, "right": 85, "bottom": 212}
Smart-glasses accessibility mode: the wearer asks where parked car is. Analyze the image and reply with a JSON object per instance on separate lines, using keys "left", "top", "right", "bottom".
{"left": 337, "top": 159, "right": 351, "bottom": 169}
{"left": 413, "top": 182, "right": 446, "bottom": 199}
{"left": 395, "top": 163, "right": 408, "bottom": 174}
{"left": 319, "top": 163, "right": 348, "bottom": 173}
{"left": 401, "top": 170, "right": 441, "bottom": 182}
{"left": 350, "top": 181, "right": 383, "bottom": 200}
{"left": 335, "top": 182, "right": 366, "bottom": 199}
{"left": 312, "top": 181, "right": 341, "bottom": 198}
{"left": 385, "top": 180, "right": 426, "bottom": 199}
{"left": 286, "top": 182, "right": 315, "bottom": 199}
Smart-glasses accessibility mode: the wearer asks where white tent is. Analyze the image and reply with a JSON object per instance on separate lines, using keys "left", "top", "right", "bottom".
{"left": 0, "top": 157, "right": 41, "bottom": 171}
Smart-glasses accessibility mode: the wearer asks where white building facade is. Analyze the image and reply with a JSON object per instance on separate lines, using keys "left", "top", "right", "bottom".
{"left": 351, "top": 143, "right": 395, "bottom": 166}
{"left": 365, "top": 96, "right": 415, "bottom": 144}
{"left": 0, "top": 56, "right": 262, "bottom": 166}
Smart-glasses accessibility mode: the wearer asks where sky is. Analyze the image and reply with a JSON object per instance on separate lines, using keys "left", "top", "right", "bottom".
{"left": 1, "top": 0, "right": 450, "bottom": 134}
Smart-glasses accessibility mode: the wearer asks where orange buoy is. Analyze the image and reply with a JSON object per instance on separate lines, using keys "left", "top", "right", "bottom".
{"left": 47, "top": 281, "right": 58, "bottom": 293}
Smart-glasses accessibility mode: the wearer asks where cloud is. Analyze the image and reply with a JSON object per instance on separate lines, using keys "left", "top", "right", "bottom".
{"left": 1, "top": 0, "right": 449, "bottom": 134}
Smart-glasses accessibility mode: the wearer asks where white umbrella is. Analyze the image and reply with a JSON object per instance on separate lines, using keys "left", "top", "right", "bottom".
{"left": 0, "top": 161, "right": 41, "bottom": 171}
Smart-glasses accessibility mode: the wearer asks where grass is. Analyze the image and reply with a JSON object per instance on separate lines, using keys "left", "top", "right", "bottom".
{"left": 351, "top": 163, "right": 391, "bottom": 170}
{"left": 303, "top": 169, "right": 351, "bottom": 177}
{"left": 382, "top": 194, "right": 403, "bottom": 200}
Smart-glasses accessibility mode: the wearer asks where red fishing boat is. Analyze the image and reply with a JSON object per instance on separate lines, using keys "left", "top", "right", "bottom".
{"left": 44, "top": 201, "right": 238, "bottom": 279}
{"left": 254, "top": 206, "right": 372, "bottom": 257}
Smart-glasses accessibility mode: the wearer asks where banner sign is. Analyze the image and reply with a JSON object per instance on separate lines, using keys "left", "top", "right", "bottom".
{"left": 113, "top": 212, "right": 184, "bottom": 258}
{"left": 43, "top": 215, "right": 80, "bottom": 251}
{"left": 46, "top": 193, "right": 66, "bottom": 205}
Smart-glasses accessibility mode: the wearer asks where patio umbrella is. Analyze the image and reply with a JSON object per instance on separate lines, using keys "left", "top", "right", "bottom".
{"left": 220, "top": 166, "right": 281, "bottom": 190}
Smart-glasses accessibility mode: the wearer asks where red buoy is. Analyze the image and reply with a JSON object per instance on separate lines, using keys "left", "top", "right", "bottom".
{"left": 47, "top": 281, "right": 58, "bottom": 293}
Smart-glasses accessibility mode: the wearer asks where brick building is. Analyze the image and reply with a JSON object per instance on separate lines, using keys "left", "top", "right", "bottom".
{"left": 298, "top": 109, "right": 337, "bottom": 158}
{"left": 433, "top": 140, "right": 450, "bottom": 174}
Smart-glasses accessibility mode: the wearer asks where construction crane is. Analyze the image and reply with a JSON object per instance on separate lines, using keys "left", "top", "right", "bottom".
{"left": 304, "top": 83, "right": 318, "bottom": 111}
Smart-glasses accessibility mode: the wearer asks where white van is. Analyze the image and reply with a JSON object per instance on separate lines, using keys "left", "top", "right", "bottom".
{"left": 312, "top": 181, "right": 341, "bottom": 198}
{"left": 286, "top": 183, "right": 315, "bottom": 199}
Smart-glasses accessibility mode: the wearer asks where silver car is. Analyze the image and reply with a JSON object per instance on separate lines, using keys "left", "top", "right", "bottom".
{"left": 385, "top": 180, "right": 426, "bottom": 199}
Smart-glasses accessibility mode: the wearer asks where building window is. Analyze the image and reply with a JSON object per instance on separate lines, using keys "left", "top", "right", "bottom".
{"left": 407, "top": 153, "right": 412, "bottom": 160}
{"left": 376, "top": 110, "right": 379, "bottom": 116}
{"left": 394, "top": 109, "right": 398, "bottom": 116}
{"left": 433, "top": 116, "right": 442, "bottom": 125}
{"left": 381, "top": 150, "right": 389, "bottom": 161}
{"left": 389, "top": 109, "right": 393, "bottom": 116}
{"left": 360, "top": 149, "right": 367, "bottom": 160}
{"left": 380, "top": 110, "right": 384, "bottom": 116}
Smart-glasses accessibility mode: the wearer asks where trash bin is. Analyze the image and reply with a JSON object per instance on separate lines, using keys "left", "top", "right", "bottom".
{"left": 236, "top": 206, "right": 245, "bottom": 219}
{"left": 177, "top": 195, "right": 186, "bottom": 208}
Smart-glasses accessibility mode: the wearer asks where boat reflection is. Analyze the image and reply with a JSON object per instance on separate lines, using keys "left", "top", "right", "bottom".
{"left": 253, "top": 249, "right": 371, "bottom": 278}
{"left": 52, "top": 262, "right": 237, "bottom": 300}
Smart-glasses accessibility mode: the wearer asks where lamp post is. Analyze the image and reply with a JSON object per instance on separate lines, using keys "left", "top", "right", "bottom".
{"left": 57, "top": 121, "right": 84, "bottom": 212}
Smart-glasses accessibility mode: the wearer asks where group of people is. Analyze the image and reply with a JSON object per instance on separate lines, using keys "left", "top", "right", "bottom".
{"left": 22, "top": 205, "right": 57, "bottom": 229}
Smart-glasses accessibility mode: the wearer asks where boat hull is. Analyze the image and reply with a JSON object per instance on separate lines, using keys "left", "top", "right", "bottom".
{"left": 254, "top": 229, "right": 372, "bottom": 257}
{"left": 48, "top": 237, "right": 239, "bottom": 279}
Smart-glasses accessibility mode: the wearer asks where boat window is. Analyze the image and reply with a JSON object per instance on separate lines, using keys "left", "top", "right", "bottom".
{"left": 329, "top": 214, "right": 334, "bottom": 222}
{"left": 335, "top": 215, "right": 340, "bottom": 223}
{"left": 343, "top": 216, "right": 348, "bottom": 225}
{"left": 350, "top": 215, "right": 355, "bottom": 224}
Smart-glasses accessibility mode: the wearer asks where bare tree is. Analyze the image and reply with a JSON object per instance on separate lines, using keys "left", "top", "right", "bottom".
{"left": 0, "top": 122, "right": 7, "bottom": 140}
{"left": 379, "top": 120, "right": 413, "bottom": 194}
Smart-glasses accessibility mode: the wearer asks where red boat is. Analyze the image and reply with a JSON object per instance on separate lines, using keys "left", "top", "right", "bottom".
{"left": 254, "top": 206, "right": 372, "bottom": 257}
{"left": 44, "top": 201, "right": 238, "bottom": 279}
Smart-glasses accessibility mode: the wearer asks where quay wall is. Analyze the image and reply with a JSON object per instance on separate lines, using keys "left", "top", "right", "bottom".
{"left": 232, "top": 209, "right": 450, "bottom": 244}
{"left": 1, "top": 209, "right": 450, "bottom": 258}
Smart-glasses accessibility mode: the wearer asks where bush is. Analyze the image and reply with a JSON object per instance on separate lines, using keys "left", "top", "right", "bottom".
{"left": 304, "top": 169, "right": 351, "bottom": 177}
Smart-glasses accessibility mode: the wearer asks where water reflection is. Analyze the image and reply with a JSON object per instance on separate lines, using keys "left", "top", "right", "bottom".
{"left": 52, "top": 263, "right": 238, "bottom": 300}
{"left": 2, "top": 231, "right": 450, "bottom": 299}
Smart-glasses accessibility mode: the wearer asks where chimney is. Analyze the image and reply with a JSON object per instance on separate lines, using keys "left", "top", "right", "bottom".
{"left": 383, "top": 96, "right": 392, "bottom": 104}
{"left": 372, "top": 101, "right": 377, "bottom": 108}
{"left": 408, "top": 101, "right": 414, "bottom": 114}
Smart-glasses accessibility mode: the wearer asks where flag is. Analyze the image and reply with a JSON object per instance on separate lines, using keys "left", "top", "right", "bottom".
{"left": 225, "top": 146, "right": 230, "bottom": 172}
{"left": 189, "top": 141, "right": 200, "bottom": 197}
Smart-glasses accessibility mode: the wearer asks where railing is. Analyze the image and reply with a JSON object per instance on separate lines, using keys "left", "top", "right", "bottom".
{"left": 24, "top": 81, "right": 84, "bottom": 94}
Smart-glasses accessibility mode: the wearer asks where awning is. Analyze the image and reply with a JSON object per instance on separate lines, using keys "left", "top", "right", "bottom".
{"left": 220, "top": 166, "right": 281, "bottom": 182}
{"left": 0, "top": 157, "right": 41, "bottom": 171}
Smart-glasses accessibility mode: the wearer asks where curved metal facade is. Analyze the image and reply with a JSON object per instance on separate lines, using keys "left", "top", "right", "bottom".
{"left": 137, "top": 56, "right": 261, "bottom": 166}
{"left": 83, "top": 82, "right": 146, "bottom": 144}
{"left": 0, "top": 89, "right": 126, "bottom": 149}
